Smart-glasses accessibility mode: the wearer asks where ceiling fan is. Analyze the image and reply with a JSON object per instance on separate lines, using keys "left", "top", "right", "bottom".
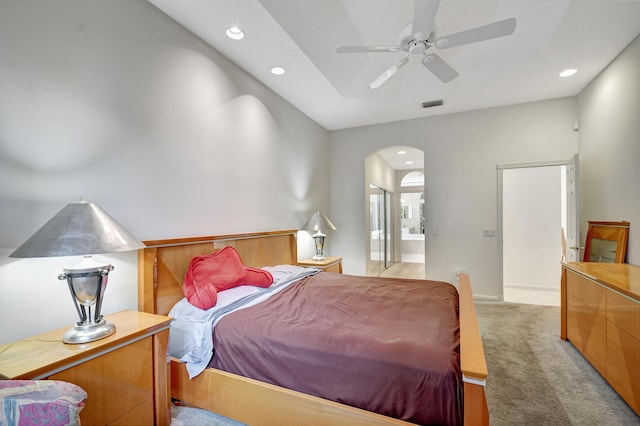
{"left": 336, "top": 0, "right": 516, "bottom": 89}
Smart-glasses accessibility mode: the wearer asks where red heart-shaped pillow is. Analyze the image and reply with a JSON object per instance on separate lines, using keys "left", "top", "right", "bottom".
{"left": 182, "top": 246, "right": 273, "bottom": 310}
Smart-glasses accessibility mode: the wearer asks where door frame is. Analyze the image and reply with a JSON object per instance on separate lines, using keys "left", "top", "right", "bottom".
{"left": 564, "top": 154, "right": 580, "bottom": 262}
{"left": 497, "top": 159, "right": 573, "bottom": 299}
{"left": 368, "top": 182, "right": 395, "bottom": 276}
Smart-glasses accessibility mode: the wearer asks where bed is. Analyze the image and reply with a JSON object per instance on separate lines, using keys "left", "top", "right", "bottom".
{"left": 138, "top": 229, "right": 488, "bottom": 425}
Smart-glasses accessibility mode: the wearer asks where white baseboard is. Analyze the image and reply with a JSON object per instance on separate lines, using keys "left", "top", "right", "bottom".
{"left": 504, "top": 282, "right": 558, "bottom": 291}
{"left": 474, "top": 294, "right": 502, "bottom": 302}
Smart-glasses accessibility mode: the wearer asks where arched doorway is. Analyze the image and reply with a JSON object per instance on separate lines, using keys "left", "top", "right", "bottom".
{"left": 365, "top": 146, "right": 425, "bottom": 278}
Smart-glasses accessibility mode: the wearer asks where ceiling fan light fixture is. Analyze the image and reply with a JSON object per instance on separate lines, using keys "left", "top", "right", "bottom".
{"left": 226, "top": 26, "right": 245, "bottom": 40}
{"left": 559, "top": 68, "right": 577, "bottom": 77}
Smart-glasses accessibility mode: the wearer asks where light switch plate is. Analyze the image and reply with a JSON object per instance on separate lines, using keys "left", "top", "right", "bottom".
{"left": 483, "top": 228, "right": 497, "bottom": 237}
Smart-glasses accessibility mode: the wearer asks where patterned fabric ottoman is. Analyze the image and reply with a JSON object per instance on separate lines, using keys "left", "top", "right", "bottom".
{"left": 0, "top": 380, "right": 87, "bottom": 426}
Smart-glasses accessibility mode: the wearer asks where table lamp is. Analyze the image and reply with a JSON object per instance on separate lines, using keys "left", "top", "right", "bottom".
{"left": 302, "top": 211, "right": 337, "bottom": 260}
{"left": 9, "top": 200, "right": 144, "bottom": 344}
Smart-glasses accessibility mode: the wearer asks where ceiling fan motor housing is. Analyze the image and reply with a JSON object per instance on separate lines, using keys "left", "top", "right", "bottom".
{"left": 399, "top": 22, "right": 435, "bottom": 52}
{"left": 409, "top": 40, "right": 428, "bottom": 54}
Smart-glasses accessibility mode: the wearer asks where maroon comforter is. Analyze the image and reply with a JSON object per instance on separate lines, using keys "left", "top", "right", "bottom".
{"left": 211, "top": 272, "right": 462, "bottom": 425}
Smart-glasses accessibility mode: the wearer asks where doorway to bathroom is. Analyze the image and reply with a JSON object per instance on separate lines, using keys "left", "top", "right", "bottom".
{"left": 365, "top": 146, "right": 425, "bottom": 279}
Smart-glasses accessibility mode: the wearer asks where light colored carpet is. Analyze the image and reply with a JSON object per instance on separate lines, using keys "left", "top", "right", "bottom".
{"left": 476, "top": 302, "right": 639, "bottom": 425}
{"left": 170, "top": 403, "right": 245, "bottom": 426}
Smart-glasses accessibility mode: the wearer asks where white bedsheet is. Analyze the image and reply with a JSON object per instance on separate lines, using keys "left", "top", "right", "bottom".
{"left": 168, "top": 264, "right": 318, "bottom": 378}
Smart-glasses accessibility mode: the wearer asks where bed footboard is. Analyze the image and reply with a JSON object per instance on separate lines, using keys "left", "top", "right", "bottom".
{"left": 171, "top": 359, "right": 409, "bottom": 426}
{"left": 459, "top": 273, "right": 489, "bottom": 426}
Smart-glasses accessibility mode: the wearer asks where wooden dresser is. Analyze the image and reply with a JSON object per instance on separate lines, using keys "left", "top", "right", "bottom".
{"left": 0, "top": 310, "right": 172, "bottom": 425}
{"left": 561, "top": 262, "right": 640, "bottom": 415}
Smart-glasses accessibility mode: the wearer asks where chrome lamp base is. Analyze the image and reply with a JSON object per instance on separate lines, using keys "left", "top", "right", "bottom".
{"left": 58, "top": 256, "right": 116, "bottom": 345}
{"left": 63, "top": 318, "right": 115, "bottom": 344}
{"left": 312, "top": 232, "right": 327, "bottom": 261}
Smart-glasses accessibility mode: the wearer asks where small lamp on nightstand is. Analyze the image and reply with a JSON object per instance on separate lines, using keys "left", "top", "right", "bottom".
{"left": 302, "top": 211, "right": 337, "bottom": 261}
{"left": 10, "top": 200, "right": 144, "bottom": 344}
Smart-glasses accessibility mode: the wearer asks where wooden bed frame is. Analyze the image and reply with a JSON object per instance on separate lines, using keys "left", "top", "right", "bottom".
{"left": 138, "top": 229, "right": 488, "bottom": 425}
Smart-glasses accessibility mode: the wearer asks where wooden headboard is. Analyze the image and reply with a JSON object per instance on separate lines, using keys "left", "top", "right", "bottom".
{"left": 137, "top": 229, "right": 298, "bottom": 316}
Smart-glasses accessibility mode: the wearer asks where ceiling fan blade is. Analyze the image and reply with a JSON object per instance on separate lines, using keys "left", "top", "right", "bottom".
{"left": 411, "top": 0, "right": 441, "bottom": 41}
{"left": 369, "top": 57, "right": 411, "bottom": 89}
{"left": 435, "top": 17, "right": 516, "bottom": 49}
{"left": 336, "top": 45, "right": 402, "bottom": 53}
{"left": 422, "top": 54, "right": 459, "bottom": 83}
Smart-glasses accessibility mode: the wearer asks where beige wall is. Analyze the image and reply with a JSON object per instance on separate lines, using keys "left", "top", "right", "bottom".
{"left": 578, "top": 34, "right": 640, "bottom": 265}
{"left": 0, "top": 1, "right": 330, "bottom": 343}
{"left": 331, "top": 97, "right": 579, "bottom": 299}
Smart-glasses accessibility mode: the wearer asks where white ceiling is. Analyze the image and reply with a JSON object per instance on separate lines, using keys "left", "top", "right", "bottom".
{"left": 375, "top": 145, "right": 427, "bottom": 170}
{"left": 147, "top": 0, "right": 640, "bottom": 169}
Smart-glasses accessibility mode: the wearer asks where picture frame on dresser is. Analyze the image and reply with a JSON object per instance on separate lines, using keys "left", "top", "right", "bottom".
{"left": 582, "top": 220, "right": 630, "bottom": 263}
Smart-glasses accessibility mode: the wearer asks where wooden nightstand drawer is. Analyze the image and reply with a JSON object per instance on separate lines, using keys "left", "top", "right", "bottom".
{"left": 297, "top": 256, "right": 342, "bottom": 273}
{"left": 50, "top": 336, "right": 154, "bottom": 425}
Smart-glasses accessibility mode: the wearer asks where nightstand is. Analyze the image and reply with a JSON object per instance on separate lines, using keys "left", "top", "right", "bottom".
{"left": 0, "top": 310, "right": 172, "bottom": 426}
{"left": 298, "top": 256, "right": 343, "bottom": 273}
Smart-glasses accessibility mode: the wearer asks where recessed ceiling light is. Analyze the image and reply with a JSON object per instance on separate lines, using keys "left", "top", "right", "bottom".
{"left": 405, "top": 161, "right": 414, "bottom": 165}
{"left": 559, "top": 68, "right": 577, "bottom": 78}
{"left": 271, "top": 66, "right": 286, "bottom": 75}
{"left": 397, "top": 150, "right": 407, "bottom": 155}
{"left": 226, "top": 26, "right": 244, "bottom": 40}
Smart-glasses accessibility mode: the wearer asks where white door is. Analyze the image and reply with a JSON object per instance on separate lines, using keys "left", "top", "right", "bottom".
{"left": 565, "top": 154, "right": 580, "bottom": 262}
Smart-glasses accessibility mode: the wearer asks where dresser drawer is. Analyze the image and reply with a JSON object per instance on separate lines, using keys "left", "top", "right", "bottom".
{"left": 607, "top": 290, "right": 640, "bottom": 340}
{"left": 566, "top": 272, "right": 606, "bottom": 316}
{"left": 607, "top": 321, "right": 640, "bottom": 413}
{"left": 567, "top": 295, "right": 607, "bottom": 375}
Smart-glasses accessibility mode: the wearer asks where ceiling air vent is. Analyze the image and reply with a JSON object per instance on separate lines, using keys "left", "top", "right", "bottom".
{"left": 421, "top": 99, "right": 444, "bottom": 109}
